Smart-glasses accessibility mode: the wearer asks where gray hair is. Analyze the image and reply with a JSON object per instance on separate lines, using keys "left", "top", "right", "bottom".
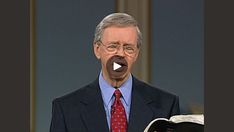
{"left": 93, "top": 13, "right": 142, "bottom": 48}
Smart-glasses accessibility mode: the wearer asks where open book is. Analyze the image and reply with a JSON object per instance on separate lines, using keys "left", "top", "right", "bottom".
{"left": 144, "top": 114, "right": 204, "bottom": 132}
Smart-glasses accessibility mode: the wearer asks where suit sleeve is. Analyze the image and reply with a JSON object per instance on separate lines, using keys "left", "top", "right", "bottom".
{"left": 50, "top": 99, "right": 67, "bottom": 132}
{"left": 170, "top": 95, "right": 180, "bottom": 116}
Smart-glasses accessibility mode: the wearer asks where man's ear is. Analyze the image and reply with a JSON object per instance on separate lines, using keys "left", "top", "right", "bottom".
{"left": 93, "top": 43, "right": 101, "bottom": 59}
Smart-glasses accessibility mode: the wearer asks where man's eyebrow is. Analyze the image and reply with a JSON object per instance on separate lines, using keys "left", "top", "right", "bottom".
{"left": 106, "top": 41, "right": 120, "bottom": 44}
{"left": 123, "top": 43, "right": 134, "bottom": 46}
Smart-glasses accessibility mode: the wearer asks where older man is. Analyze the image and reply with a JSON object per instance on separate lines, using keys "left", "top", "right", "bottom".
{"left": 50, "top": 13, "right": 180, "bottom": 132}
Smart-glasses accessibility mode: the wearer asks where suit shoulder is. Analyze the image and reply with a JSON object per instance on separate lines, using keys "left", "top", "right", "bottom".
{"left": 52, "top": 83, "right": 92, "bottom": 105}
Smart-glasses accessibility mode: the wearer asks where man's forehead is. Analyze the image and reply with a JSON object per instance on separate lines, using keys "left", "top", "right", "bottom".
{"left": 102, "top": 27, "right": 137, "bottom": 41}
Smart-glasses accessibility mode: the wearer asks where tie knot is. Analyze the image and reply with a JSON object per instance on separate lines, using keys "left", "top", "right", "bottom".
{"left": 114, "top": 89, "right": 122, "bottom": 99}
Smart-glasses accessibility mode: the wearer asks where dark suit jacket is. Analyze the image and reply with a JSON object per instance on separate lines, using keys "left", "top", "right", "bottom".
{"left": 50, "top": 77, "right": 180, "bottom": 132}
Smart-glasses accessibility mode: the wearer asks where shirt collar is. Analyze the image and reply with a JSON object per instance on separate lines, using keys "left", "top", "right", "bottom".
{"left": 99, "top": 71, "right": 132, "bottom": 107}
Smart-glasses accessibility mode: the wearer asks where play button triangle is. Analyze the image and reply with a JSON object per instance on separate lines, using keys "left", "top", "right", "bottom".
{"left": 113, "top": 62, "right": 121, "bottom": 71}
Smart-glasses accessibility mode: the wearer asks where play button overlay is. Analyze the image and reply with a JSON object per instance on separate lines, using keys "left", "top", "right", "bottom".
{"left": 113, "top": 62, "right": 121, "bottom": 71}
{"left": 106, "top": 55, "right": 128, "bottom": 80}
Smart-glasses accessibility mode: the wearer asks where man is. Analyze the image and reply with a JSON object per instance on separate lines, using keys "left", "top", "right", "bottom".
{"left": 50, "top": 13, "right": 180, "bottom": 132}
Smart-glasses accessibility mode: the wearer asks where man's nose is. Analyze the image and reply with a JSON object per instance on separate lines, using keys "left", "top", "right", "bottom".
{"left": 116, "top": 47, "right": 125, "bottom": 56}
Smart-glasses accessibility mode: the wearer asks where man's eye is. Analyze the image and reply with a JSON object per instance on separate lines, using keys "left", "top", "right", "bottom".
{"left": 108, "top": 45, "right": 118, "bottom": 49}
{"left": 125, "top": 47, "right": 134, "bottom": 51}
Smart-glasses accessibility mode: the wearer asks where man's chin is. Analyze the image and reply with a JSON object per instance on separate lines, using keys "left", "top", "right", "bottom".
{"left": 109, "top": 73, "right": 128, "bottom": 81}
{"left": 110, "top": 76, "right": 125, "bottom": 81}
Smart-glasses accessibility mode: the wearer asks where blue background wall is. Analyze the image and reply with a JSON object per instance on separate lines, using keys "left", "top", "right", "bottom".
{"left": 35, "top": 0, "right": 203, "bottom": 131}
{"left": 151, "top": 0, "right": 204, "bottom": 113}
{"left": 35, "top": 0, "right": 115, "bottom": 131}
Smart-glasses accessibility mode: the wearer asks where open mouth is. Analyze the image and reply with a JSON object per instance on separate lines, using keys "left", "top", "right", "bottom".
{"left": 114, "top": 65, "right": 126, "bottom": 72}
{"left": 106, "top": 55, "right": 128, "bottom": 78}
{"left": 114, "top": 59, "right": 128, "bottom": 67}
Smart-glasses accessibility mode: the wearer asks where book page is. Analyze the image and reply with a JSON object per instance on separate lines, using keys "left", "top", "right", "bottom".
{"left": 169, "top": 114, "right": 204, "bottom": 125}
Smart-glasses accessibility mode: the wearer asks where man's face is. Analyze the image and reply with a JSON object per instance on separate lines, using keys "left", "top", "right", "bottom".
{"left": 94, "top": 26, "right": 139, "bottom": 81}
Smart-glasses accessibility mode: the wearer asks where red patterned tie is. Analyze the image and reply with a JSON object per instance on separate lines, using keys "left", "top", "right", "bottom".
{"left": 111, "top": 89, "right": 127, "bottom": 132}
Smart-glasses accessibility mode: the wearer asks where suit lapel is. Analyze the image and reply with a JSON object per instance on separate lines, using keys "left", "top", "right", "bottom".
{"left": 127, "top": 77, "right": 154, "bottom": 132}
{"left": 80, "top": 79, "right": 109, "bottom": 132}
